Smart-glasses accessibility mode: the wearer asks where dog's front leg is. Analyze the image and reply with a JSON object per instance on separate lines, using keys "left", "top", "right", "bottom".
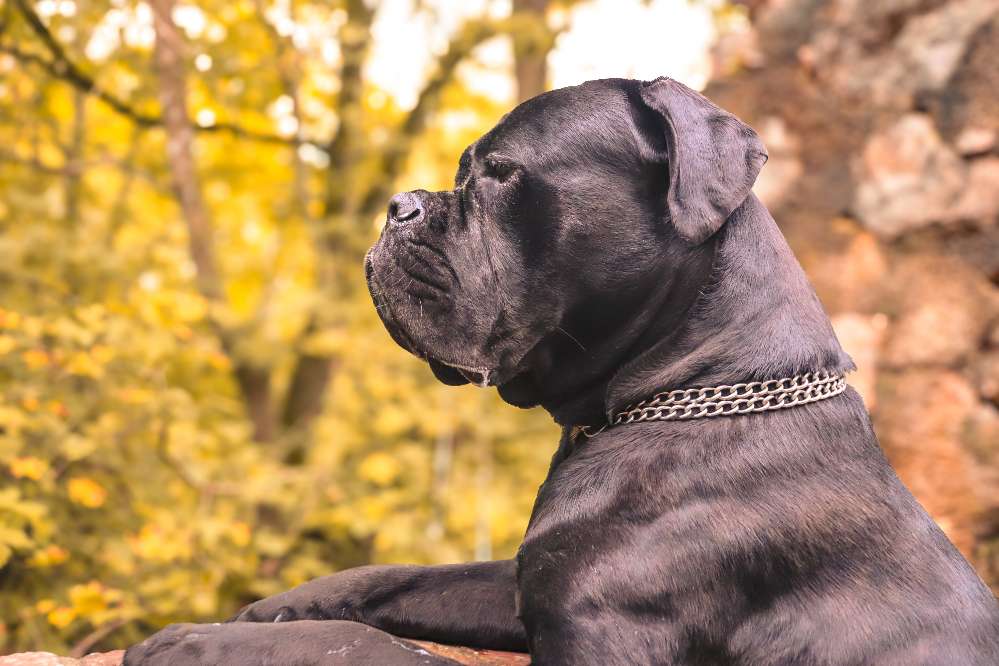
{"left": 231, "top": 559, "right": 526, "bottom": 651}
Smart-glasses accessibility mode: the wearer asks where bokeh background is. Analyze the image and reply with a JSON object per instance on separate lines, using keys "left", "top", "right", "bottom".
{"left": 0, "top": 0, "right": 996, "bottom": 655}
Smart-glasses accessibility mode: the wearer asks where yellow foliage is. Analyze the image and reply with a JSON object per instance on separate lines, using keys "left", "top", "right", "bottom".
{"left": 90, "top": 344, "right": 114, "bottom": 364}
{"left": 358, "top": 451, "right": 402, "bottom": 487}
{"left": 46, "top": 400, "right": 68, "bottom": 417}
{"left": 34, "top": 600, "right": 56, "bottom": 615}
{"left": 9, "top": 457, "right": 48, "bottom": 480}
{"left": 0, "top": 0, "right": 560, "bottom": 654}
{"left": 66, "top": 351, "right": 104, "bottom": 378}
{"left": 117, "top": 388, "right": 154, "bottom": 405}
{"left": 0, "top": 406, "right": 25, "bottom": 434}
{"left": 20, "top": 316, "right": 43, "bottom": 339}
{"left": 166, "top": 291, "right": 209, "bottom": 323}
{"left": 46, "top": 607, "right": 76, "bottom": 629}
{"left": 69, "top": 582, "right": 119, "bottom": 617}
{"left": 0, "top": 526, "right": 33, "bottom": 550}
{"left": 371, "top": 405, "right": 413, "bottom": 438}
{"left": 60, "top": 435, "right": 96, "bottom": 461}
{"left": 67, "top": 478, "right": 108, "bottom": 509}
{"left": 301, "top": 329, "right": 347, "bottom": 356}
{"left": 29, "top": 545, "right": 69, "bottom": 568}
{"left": 0, "top": 334, "right": 16, "bottom": 354}
{"left": 0, "top": 309, "right": 23, "bottom": 329}
{"left": 229, "top": 521, "right": 252, "bottom": 547}
{"left": 21, "top": 349, "right": 50, "bottom": 369}
{"left": 130, "top": 524, "right": 192, "bottom": 563}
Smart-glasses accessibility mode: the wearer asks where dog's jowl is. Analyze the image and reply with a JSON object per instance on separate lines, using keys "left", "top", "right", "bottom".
{"left": 127, "top": 78, "right": 999, "bottom": 666}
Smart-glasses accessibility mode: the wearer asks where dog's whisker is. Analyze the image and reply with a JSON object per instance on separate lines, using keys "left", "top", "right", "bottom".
{"left": 555, "top": 326, "right": 586, "bottom": 353}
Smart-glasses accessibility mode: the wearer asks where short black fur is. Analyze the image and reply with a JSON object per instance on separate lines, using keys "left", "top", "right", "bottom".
{"left": 126, "top": 77, "right": 999, "bottom": 666}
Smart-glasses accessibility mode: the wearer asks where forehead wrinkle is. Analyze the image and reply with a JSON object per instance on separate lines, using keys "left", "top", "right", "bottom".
{"left": 496, "top": 103, "right": 643, "bottom": 179}
{"left": 539, "top": 127, "right": 641, "bottom": 174}
{"left": 455, "top": 142, "right": 479, "bottom": 189}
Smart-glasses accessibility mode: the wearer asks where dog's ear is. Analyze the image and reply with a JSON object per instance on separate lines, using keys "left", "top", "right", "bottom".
{"left": 638, "top": 77, "right": 767, "bottom": 244}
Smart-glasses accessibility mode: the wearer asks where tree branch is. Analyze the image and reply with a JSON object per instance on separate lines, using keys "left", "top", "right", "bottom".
{"left": 0, "top": 146, "right": 169, "bottom": 193}
{"left": 64, "top": 20, "right": 89, "bottom": 226}
{"left": 512, "top": 0, "right": 556, "bottom": 102}
{"left": 281, "top": 320, "right": 339, "bottom": 431}
{"left": 151, "top": 0, "right": 222, "bottom": 301}
{"left": 69, "top": 618, "right": 129, "bottom": 658}
{"left": 151, "top": 0, "right": 276, "bottom": 442}
{"left": 322, "top": 0, "right": 377, "bottom": 219}
{"left": 356, "top": 15, "right": 528, "bottom": 221}
{"left": 0, "top": 146, "right": 74, "bottom": 176}
{"left": 280, "top": 0, "right": 377, "bottom": 434}
{"left": 8, "top": 0, "right": 323, "bottom": 150}
{"left": 253, "top": 0, "right": 311, "bottom": 220}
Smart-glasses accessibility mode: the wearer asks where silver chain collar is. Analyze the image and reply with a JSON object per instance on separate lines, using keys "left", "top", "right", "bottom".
{"left": 579, "top": 370, "right": 848, "bottom": 438}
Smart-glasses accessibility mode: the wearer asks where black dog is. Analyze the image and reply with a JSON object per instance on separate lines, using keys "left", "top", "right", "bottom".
{"left": 126, "top": 78, "right": 999, "bottom": 665}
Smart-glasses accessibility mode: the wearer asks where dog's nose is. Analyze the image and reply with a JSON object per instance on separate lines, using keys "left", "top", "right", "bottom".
{"left": 387, "top": 192, "right": 424, "bottom": 226}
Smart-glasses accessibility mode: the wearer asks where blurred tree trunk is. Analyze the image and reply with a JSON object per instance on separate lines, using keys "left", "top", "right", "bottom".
{"left": 707, "top": 0, "right": 999, "bottom": 589}
{"left": 61, "top": 23, "right": 88, "bottom": 227}
{"left": 474, "top": 426, "right": 494, "bottom": 561}
{"left": 150, "top": 0, "right": 223, "bottom": 302}
{"left": 64, "top": 89, "right": 85, "bottom": 225}
{"left": 151, "top": 0, "right": 276, "bottom": 442}
{"left": 277, "top": 0, "right": 376, "bottom": 438}
{"left": 512, "top": 0, "right": 551, "bottom": 102}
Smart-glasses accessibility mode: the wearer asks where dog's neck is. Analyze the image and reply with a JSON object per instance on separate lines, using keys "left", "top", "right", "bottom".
{"left": 529, "top": 194, "right": 854, "bottom": 426}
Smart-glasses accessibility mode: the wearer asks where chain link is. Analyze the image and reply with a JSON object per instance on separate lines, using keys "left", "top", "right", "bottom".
{"left": 580, "top": 371, "right": 847, "bottom": 438}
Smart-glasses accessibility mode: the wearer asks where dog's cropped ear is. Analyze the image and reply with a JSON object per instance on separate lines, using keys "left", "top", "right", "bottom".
{"left": 638, "top": 77, "right": 767, "bottom": 244}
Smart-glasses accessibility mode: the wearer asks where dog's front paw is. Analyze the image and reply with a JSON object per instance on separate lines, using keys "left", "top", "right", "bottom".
{"left": 230, "top": 590, "right": 355, "bottom": 624}
{"left": 230, "top": 597, "right": 301, "bottom": 623}
{"left": 123, "top": 622, "right": 222, "bottom": 665}
{"left": 229, "top": 572, "right": 370, "bottom": 623}
{"left": 123, "top": 621, "right": 307, "bottom": 665}
{"left": 125, "top": 619, "right": 460, "bottom": 665}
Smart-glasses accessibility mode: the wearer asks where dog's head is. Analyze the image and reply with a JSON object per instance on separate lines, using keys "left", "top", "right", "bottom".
{"left": 365, "top": 77, "right": 766, "bottom": 412}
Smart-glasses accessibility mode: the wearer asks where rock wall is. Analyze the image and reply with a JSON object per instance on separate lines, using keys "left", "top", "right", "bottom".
{"left": 709, "top": 0, "right": 999, "bottom": 585}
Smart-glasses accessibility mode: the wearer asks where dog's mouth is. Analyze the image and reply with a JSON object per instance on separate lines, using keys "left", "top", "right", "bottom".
{"left": 366, "top": 254, "right": 422, "bottom": 356}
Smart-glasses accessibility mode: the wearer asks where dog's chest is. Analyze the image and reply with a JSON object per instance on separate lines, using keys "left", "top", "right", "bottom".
{"left": 515, "top": 436, "right": 694, "bottom": 620}
{"left": 514, "top": 428, "right": 779, "bottom": 639}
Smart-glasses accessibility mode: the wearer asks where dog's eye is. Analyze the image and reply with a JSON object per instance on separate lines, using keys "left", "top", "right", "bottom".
{"left": 483, "top": 156, "right": 517, "bottom": 182}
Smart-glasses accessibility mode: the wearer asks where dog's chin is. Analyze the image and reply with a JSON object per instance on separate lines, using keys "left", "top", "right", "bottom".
{"left": 496, "top": 372, "right": 542, "bottom": 408}
{"left": 373, "top": 295, "right": 498, "bottom": 388}
{"left": 428, "top": 358, "right": 471, "bottom": 386}
{"left": 427, "top": 357, "right": 501, "bottom": 388}
{"left": 367, "top": 257, "right": 521, "bottom": 390}
{"left": 375, "top": 304, "right": 497, "bottom": 387}
{"left": 425, "top": 327, "right": 552, "bottom": 392}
